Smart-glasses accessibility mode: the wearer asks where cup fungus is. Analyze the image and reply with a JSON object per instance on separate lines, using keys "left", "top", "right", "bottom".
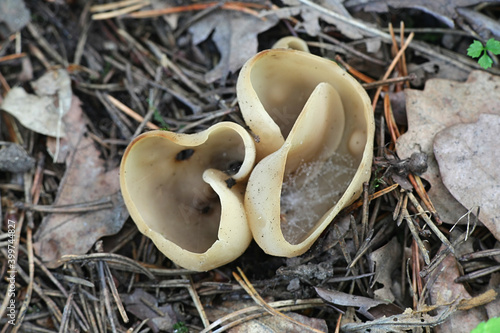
{"left": 237, "top": 39, "right": 374, "bottom": 257}
{"left": 119, "top": 122, "right": 256, "bottom": 271}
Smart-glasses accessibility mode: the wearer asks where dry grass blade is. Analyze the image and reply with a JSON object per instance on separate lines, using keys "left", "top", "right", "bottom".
{"left": 91, "top": 0, "right": 151, "bottom": 20}
{"left": 98, "top": 261, "right": 117, "bottom": 332}
{"left": 200, "top": 299, "right": 325, "bottom": 333}
{"left": 126, "top": 1, "right": 266, "bottom": 19}
{"left": 183, "top": 274, "right": 211, "bottom": 328}
{"left": 58, "top": 287, "right": 75, "bottom": 333}
{"left": 232, "top": 267, "right": 326, "bottom": 333}
{"left": 103, "top": 263, "right": 129, "bottom": 323}
{"left": 60, "top": 253, "right": 155, "bottom": 279}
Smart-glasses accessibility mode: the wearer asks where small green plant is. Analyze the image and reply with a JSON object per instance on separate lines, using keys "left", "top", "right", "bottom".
{"left": 471, "top": 317, "right": 500, "bottom": 333}
{"left": 173, "top": 321, "right": 189, "bottom": 333}
{"left": 467, "top": 38, "right": 500, "bottom": 69}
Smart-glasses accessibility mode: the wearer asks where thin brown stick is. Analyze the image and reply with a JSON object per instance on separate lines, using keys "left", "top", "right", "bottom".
{"left": 372, "top": 32, "right": 415, "bottom": 110}
{"left": 233, "top": 268, "right": 325, "bottom": 333}
{"left": 183, "top": 275, "right": 211, "bottom": 328}
{"left": 361, "top": 74, "right": 416, "bottom": 90}
{"left": 106, "top": 94, "right": 159, "bottom": 130}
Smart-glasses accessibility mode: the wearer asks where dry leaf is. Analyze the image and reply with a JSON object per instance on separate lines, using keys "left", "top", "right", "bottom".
{"left": 189, "top": 9, "right": 278, "bottom": 83}
{"left": 315, "top": 287, "right": 387, "bottom": 319}
{"left": 396, "top": 71, "right": 500, "bottom": 226}
{"left": 1, "top": 69, "right": 72, "bottom": 137}
{"left": 485, "top": 273, "right": 500, "bottom": 319}
{"left": 346, "top": 0, "right": 497, "bottom": 27}
{"left": 428, "top": 244, "right": 487, "bottom": 333}
{"left": 122, "top": 289, "right": 178, "bottom": 333}
{"left": 0, "top": 143, "right": 35, "bottom": 173}
{"left": 369, "top": 237, "right": 400, "bottom": 302}
{"left": 283, "top": 0, "right": 364, "bottom": 39}
{"left": 457, "top": 8, "right": 500, "bottom": 40}
{"left": 1, "top": 88, "right": 65, "bottom": 137}
{"left": 33, "top": 96, "right": 128, "bottom": 268}
{"left": 433, "top": 114, "right": 500, "bottom": 241}
{"left": 0, "top": 0, "right": 30, "bottom": 36}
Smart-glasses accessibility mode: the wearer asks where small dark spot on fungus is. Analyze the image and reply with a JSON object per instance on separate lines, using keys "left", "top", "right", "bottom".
{"left": 200, "top": 206, "right": 211, "bottom": 214}
{"left": 226, "top": 161, "right": 243, "bottom": 175}
{"left": 225, "top": 177, "right": 236, "bottom": 189}
{"left": 176, "top": 149, "right": 195, "bottom": 161}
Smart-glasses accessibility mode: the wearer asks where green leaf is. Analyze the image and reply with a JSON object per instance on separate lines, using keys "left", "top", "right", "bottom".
{"left": 478, "top": 54, "right": 493, "bottom": 69}
{"left": 485, "top": 38, "right": 500, "bottom": 55}
{"left": 467, "top": 40, "right": 485, "bottom": 58}
{"left": 471, "top": 317, "right": 500, "bottom": 333}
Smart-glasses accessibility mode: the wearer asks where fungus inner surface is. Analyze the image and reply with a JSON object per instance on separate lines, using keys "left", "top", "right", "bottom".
{"left": 280, "top": 153, "right": 357, "bottom": 244}
{"left": 123, "top": 130, "right": 247, "bottom": 253}
{"left": 247, "top": 51, "right": 370, "bottom": 245}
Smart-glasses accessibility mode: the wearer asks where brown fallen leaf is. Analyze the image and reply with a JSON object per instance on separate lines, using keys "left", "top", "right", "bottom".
{"left": 33, "top": 96, "right": 128, "bottom": 268}
{"left": 188, "top": 9, "right": 278, "bottom": 83}
{"left": 433, "top": 114, "right": 500, "bottom": 241}
{"left": 121, "top": 289, "right": 178, "bottom": 333}
{"left": 396, "top": 70, "right": 500, "bottom": 226}
{"left": 369, "top": 237, "right": 400, "bottom": 302}
{"left": 315, "top": 287, "right": 388, "bottom": 319}
{"left": 428, "top": 244, "right": 487, "bottom": 333}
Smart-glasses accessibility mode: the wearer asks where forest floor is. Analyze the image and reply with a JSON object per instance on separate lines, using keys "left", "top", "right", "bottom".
{"left": 1, "top": 1, "right": 500, "bottom": 332}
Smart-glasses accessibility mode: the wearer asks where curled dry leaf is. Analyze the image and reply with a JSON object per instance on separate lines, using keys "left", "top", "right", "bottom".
{"left": 396, "top": 70, "right": 500, "bottom": 226}
{"left": 433, "top": 114, "right": 500, "bottom": 241}
{"left": 0, "top": 69, "right": 72, "bottom": 137}
{"left": 33, "top": 96, "right": 128, "bottom": 268}
{"left": 369, "top": 237, "right": 400, "bottom": 302}
{"left": 122, "top": 289, "right": 178, "bottom": 333}
{"left": 429, "top": 244, "right": 487, "bottom": 333}
{"left": 189, "top": 10, "right": 278, "bottom": 83}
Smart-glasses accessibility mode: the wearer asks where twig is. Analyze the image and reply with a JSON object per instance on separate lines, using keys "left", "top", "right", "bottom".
{"left": 58, "top": 287, "right": 75, "bottom": 333}
{"left": 92, "top": 0, "right": 151, "bottom": 20}
{"left": 105, "top": 94, "right": 159, "bottom": 130}
{"left": 361, "top": 74, "right": 416, "bottom": 89}
{"left": 104, "top": 264, "right": 129, "bottom": 323}
{"left": 346, "top": 183, "right": 399, "bottom": 212}
{"left": 455, "top": 265, "right": 500, "bottom": 283}
{"left": 0, "top": 53, "right": 27, "bottom": 63}
{"left": 98, "top": 261, "right": 117, "bottom": 333}
{"left": 233, "top": 268, "right": 325, "bottom": 333}
{"left": 19, "top": 198, "right": 114, "bottom": 213}
{"left": 407, "top": 192, "right": 453, "bottom": 254}
{"left": 126, "top": 2, "right": 266, "bottom": 19}
{"left": 60, "top": 253, "right": 155, "bottom": 279}
{"left": 372, "top": 32, "right": 415, "bottom": 110}
{"left": 26, "top": 23, "right": 67, "bottom": 66}
{"left": 183, "top": 274, "right": 210, "bottom": 328}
